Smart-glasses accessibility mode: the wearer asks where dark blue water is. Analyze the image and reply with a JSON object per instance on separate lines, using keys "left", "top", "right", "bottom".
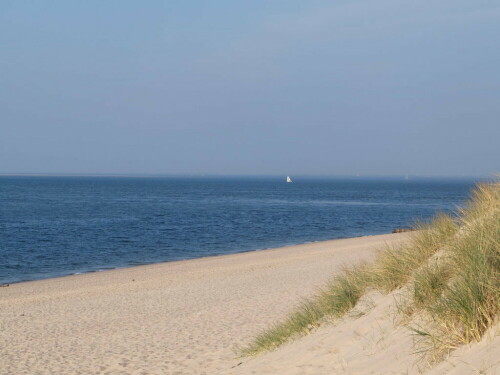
{"left": 0, "top": 176, "right": 477, "bottom": 284}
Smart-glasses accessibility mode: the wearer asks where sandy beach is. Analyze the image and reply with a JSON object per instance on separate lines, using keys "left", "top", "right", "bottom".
{"left": 3, "top": 231, "right": 498, "bottom": 375}
{"left": 0, "top": 233, "right": 406, "bottom": 375}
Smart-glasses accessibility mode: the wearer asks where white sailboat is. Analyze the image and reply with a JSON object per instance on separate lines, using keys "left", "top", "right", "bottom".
{"left": 286, "top": 176, "right": 292, "bottom": 183}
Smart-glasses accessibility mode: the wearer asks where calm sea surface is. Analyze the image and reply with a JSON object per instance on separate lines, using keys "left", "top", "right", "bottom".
{"left": 0, "top": 176, "right": 478, "bottom": 284}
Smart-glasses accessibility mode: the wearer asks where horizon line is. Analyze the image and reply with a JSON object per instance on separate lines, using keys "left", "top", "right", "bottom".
{"left": 0, "top": 172, "right": 492, "bottom": 179}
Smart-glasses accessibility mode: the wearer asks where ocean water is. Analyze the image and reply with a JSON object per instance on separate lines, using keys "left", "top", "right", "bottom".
{"left": 0, "top": 176, "right": 477, "bottom": 284}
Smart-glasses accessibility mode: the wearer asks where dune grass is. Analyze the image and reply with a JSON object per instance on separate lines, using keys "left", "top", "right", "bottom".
{"left": 412, "top": 184, "right": 500, "bottom": 360}
{"left": 410, "top": 260, "right": 452, "bottom": 312}
{"left": 243, "top": 263, "right": 370, "bottom": 355}
{"left": 369, "top": 213, "right": 457, "bottom": 293}
{"left": 244, "top": 180, "right": 499, "bottom": 362}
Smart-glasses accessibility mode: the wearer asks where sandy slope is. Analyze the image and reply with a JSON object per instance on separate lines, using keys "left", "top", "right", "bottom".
{"left": 1, "top": 232, "right": 497, "bottom": 374}
{"left": 226, "top": 291, "right": 499, "bottom": 375}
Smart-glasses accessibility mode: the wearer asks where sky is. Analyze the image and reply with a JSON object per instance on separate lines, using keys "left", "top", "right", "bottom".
{"left": 1, "top": 0, "right": 499, "bottom": 176}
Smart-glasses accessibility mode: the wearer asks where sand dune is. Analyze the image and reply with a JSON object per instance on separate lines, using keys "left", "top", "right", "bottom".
{"left": 227, "top": 291, "right": 499, "bottom": 375}
{"left": 1, "top": 233, "right": 497, "bottom": 374}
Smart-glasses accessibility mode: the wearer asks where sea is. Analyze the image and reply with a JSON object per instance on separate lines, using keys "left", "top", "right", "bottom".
{"left": 0, "top": 176, "right": 479, "bottom": 284}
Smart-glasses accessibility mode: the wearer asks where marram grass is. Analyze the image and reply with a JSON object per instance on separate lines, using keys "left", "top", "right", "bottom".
{"left": 244, "top": 180, "right": 499, "bottom": 364}
{"left": 242, "top": 263, "right": 370, "bottom": 355}
{"left": 412, "top": 184, "right": 500, "bottom": 361}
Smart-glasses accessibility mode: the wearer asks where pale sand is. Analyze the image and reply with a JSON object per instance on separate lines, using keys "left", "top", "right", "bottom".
{"left": 226, "top": 292, "right": 499, "bottom": 375}
{"left": 1, "top": 233, "right": 497, "bottom": 374}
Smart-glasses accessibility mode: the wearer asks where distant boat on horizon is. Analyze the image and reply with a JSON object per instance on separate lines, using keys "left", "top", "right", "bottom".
{"left": 286, "top": 176, "right": 292, "bottom": 183}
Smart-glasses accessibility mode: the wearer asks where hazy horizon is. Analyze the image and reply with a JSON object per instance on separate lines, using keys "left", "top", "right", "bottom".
{"left": 1, "top": 1, "right": 499, "bottom": 176}
{"left": 0, "top": 172, "right": 490, "bottom": 179}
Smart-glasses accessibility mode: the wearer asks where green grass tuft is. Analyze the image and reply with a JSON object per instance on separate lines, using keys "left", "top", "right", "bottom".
{"left": 369, "top": 213, "right": 457, "bottom": 293}
{"left": 242, "top": 263, "right": 369, "bottom": 355}
{"left": 415, "top": 185, "right": 500, "bottom": 360}
{"left": 316, "top": 263, "right": 370, "bottom": 317}
{"left": 411, "top": 261, "right": 452, "bottom": 311}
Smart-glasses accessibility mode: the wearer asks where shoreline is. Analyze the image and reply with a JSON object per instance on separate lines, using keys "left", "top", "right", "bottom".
{"left": 1, "top": 232, "right": 409, "bottom": 374}
{"left": 3, "top": 232, "right": 389, "bottom": 286}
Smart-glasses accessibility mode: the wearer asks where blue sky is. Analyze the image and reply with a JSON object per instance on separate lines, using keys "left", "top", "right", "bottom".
{"left": 1, "top": 0, "right": 499, "bottom": 176}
